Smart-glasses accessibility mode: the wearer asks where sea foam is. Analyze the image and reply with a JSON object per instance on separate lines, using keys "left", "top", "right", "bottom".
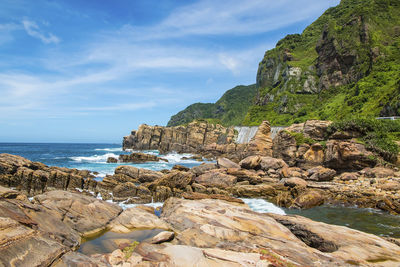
{"left": 241, "top": 198, "right": 286, "bottom": 215}
{"left": 69, "top": 153, "right": 118, "bottom": 163}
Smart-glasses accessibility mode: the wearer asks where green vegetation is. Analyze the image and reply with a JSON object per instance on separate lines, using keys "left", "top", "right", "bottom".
{"left": 244, "top": 0, "right": 400, "bottom": 126}
{"left": 122, "top": 241, "right": 139, "bottom": 259}
{"left": 327, "top": 118, "right": 400, "bottom": 162}
{"left": 286, "top": 131, "right": 316, "bottom": 146}
{"left": 167, "top": 84, "right": 257, "bottom": 126}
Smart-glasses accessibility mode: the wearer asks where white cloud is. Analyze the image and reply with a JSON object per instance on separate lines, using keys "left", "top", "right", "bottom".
{"left": 22, "top": 19, "right": 60, "bottom": 44}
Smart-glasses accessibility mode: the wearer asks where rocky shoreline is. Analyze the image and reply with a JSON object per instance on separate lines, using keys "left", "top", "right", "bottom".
{"left": 1, "top": 186, "right": 400, "bottom": 266}
{"left": 1, "top": 119, "right": 400, "bottom": 266}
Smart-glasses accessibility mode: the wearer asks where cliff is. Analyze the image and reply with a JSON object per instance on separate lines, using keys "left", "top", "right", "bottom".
{"left": 244, "top": 0, "right": 400, "bottom": 125}
{"left": 123, "top": 121, "right": 236, "bottom": 154}
{"left": 167, "top": 84, "right": 257, "bottom": 126}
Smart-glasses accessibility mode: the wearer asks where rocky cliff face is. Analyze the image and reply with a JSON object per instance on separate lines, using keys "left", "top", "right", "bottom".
{"left": 244, "top": 0, "right": 400, "bottom": 126}
{"left": 123, "top": 121, "right": 236, "bottom": 154}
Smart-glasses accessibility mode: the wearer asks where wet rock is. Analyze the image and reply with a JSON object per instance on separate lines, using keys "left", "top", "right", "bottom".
{"left": 291, "top": 190, "right": 325, "bottom": 209}
{"left": 118, "top": 152, "right": 162, "bottom": 163}
{"left": 106, "top": 157, "right": 118, "bottom": 163}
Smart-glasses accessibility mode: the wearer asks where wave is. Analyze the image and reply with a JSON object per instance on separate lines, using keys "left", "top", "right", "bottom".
{"left": 94, "top": 147, "right": 123, "bottom": 152}
{"left": 69, "top": 153, "right": 119, "bottom": 163}
{"left": 162, "top": 153, "right": 200, "bottom": 164}
{"left": 241, "top": 198, "right": 286, "bottom": 215}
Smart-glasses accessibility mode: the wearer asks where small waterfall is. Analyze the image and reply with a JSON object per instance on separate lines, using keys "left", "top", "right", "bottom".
{"left": 234, "top": 126, "right": 258, "bottom": 144}
{"left": 234, "top": 126, "right": 286, "bottom": 144}
{"left": 270, "top": 126, "right": 286, "bottom": 139}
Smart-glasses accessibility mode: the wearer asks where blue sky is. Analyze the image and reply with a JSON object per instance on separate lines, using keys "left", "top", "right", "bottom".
{"left": 0, "top": 0, "right": 340, "bottom": 143}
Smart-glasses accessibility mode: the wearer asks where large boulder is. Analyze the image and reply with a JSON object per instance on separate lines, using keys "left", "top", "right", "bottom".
{"left": 194, "top": 170, "right": 237, "bottom": 188}
{"left": 217, "top": 157, "right": 240, "bottom": 169}
{"left": 33, "top": 190, "right": 122, "bottom": 237}
{"left": 152, "top": 171, "right": 195, "bottom": 190}
{"left": 324, "top": 140, "right": 377, "bottom": 170}
{"left": 291, "top": 190, "right": 326, "bottom": 209}
{"left": 189, "top": 163, "right": 218, "bottom": 176}
{"left": 118, "top": 152, "right": 162, "bottom": 163}
{"left": 107, "top": 207, "right": 170, "bottom": 233}
{"left": 306, "top": 166, "right": 336, "bottom": 182}
{"left": 239, "top": 155, "right": 262, "bottom": 170}
{"left": 246, "top": 120, "right": 273, "bottom": 156}
{"left": 231, "top": 184, "right": 276, "bottom": 198}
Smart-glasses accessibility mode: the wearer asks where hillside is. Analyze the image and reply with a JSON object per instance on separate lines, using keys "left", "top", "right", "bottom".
{"left": 243, "top": 0, "right": 400, "bottom": 126}
{"left": 168, "top": 0, "right": 400, "bottom": 127}
{"left": 167, "top": 84, "right": 257, "bottom": 126}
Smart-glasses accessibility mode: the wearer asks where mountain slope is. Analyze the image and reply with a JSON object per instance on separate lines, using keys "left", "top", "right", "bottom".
{"left": 243, "top": 0, "right": 400, "bottom": 126}
{"left": 167, "top": 84, "right": 257, "bottom": 126}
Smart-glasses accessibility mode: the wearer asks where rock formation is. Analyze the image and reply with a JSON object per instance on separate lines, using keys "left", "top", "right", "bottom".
{"left": 123, "top": 121, "right": 235, "bottom": 154}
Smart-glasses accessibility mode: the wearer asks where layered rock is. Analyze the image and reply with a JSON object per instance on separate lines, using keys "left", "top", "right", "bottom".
{"left": 0, "top": 153, "right": 97, "bottom": 196}
{"left": 123, "top": 121, "right": 235, "bottom": 154}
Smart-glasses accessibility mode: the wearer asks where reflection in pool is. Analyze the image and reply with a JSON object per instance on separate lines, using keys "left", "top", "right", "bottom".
{"left": 78, "top": 228, "right": 164, "bottom": 255}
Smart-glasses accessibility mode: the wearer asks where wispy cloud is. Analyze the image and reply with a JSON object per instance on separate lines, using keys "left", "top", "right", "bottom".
{"left": 22, "top": 19, "right": 60, "bottom": 44}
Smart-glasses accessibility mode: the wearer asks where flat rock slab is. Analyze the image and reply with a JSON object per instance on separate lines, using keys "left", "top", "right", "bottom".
{"left": 108, "top": 207, "right": 171, "bottom": 233}
{"left": 33, "top": 190, "right": 122, "bottom": 237}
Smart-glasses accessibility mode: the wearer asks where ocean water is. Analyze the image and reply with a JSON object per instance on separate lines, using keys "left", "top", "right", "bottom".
{"left": 1, "top": 143, "right": 399, "bottom": 238}
{"left": 0, "top": 143, "right": 208, "bottom": 179}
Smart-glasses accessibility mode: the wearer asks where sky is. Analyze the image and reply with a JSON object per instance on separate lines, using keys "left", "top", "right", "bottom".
{"left": 0, "top": 0, "right": 340, "bottom": 143}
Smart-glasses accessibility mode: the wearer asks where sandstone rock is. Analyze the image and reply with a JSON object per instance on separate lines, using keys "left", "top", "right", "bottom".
{"left": 106, "top": 157, "right": 118, "bottom": 163}
{"left": 0, "top": 217, "right": 67, "bottom": 267}
{"left": 123, "top": 122, "right": 235, "bottom": 153}
{"left": 303, "top": 120, "right": 332, "bottom": 140}
{"left": 217, "top": 157, "right": 240, "bottom": 169}
{"left": 363, "top": 167, "right": 395, "bottom": 178}
{"left": 195, "top": 170, "right": 237, "bottom": 188}
{"left": 150, "top": 231, "right": 175, "bottom": 244}
{"left": 33, "top": 190, "right": 122, "bottom": 237}
{"left": 189, "top": 163, "right": 218, "bottom": 176}
{"left": 306, "top": 166, "right": 336, "bottom": 182}
{"left": 378, "top": 181, "right": 400, "bottom": 191}
{"left": 161, "top": 198, "right": 347, "bottom": 266}
{"left": 282, "top": 177, "right": 308, "bottom": 188}
{"left": 153, "top": 185, "right": 173, "bottom": 202}
{"left": 118, "top": 152, "right": 161, "bottom": 163}
{"left": 182, "top": 192, "right": 244, "bottom": 204}
{"left": 339, "top": 172, "right": 359, "bottom": 181}
{"left": 152, "top": 171, "right": 194, "bottom": 190}
{"left": 324, "top": 140, "right": 377, "bottom": 170}
{"left": 239, "top": 155, "right": 261, "bottom": 169}
{"left": 246, "top": 120, "right": 273, "bottom": 156}
{"left": 270, "top": 213, "right": 400, "bottom": 265}
{"left": 172, "top": 164, "right": 190, "bottom": 172}
{"left": 291, "top": 190, "right": 325, "bottom": 209}
{"left": 260, "top": 156, "right": 288, "bottom": 171}
{"left": 231, "top": 184, "right": 276, "bottom": 198}
{"left": 54, "top": 252, "right": 108, "bottom": 267}
{"left": 226, "top": 168, "right": 262, "bottom": 184}
{"left": 272, "top": 131, "right": 298, "bottom": 166}
{"left": 108, "top": 207, "right": 170, "bottom": 233}
{"left": 303, "top": 143, "right": 325, "bottom": 167}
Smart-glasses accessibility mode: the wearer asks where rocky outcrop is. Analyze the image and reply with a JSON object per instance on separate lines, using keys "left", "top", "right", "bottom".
{"left": 0, "top": 153, "right": 97, "bottom": 196}
{"left": 123, "top": 121, "right": 235, "bottom": 154}
{"left": 109, "top": 152, "right": 167, "bottom": 163}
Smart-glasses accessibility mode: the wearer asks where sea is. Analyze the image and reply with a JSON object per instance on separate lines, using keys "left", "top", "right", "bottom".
{"left": 1, "top": 142, "right": 399, "bottom": 238}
